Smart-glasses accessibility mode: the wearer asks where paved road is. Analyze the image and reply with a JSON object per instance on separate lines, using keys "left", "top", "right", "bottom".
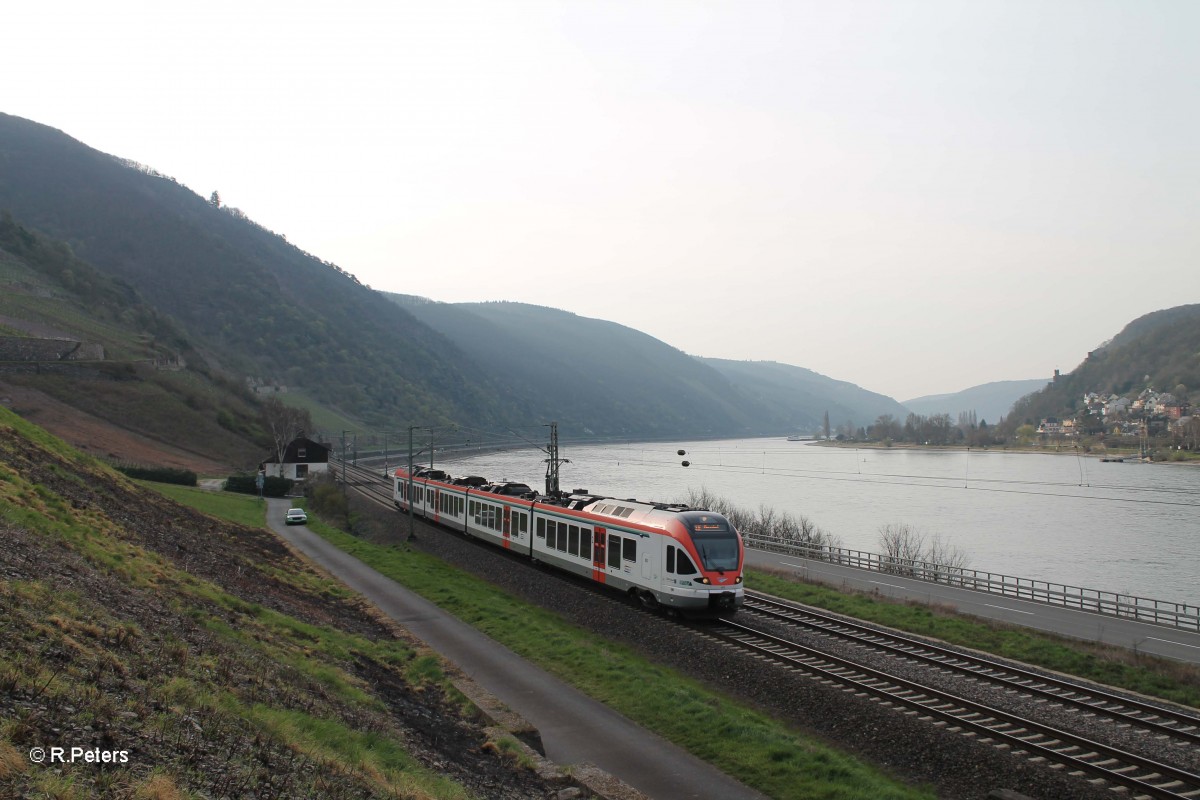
{"left": 265, "top": 499, "right": 766, "bottom": 800}
{"left": 744, "top": 548, "right": 1200, "bottom": 664}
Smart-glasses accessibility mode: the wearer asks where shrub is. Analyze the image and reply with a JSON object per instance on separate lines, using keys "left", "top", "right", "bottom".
{"left": 224, "top": 474, "right": 293, "bottom": 498}
{"left": 116, "top": 464, "right": 197, "bottom": 486}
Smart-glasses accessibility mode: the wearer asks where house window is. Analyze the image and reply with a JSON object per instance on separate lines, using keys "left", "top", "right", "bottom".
{"left": 295, "top": 464, "right": 309, "bottom": 479}
{"left": 298, "top": 448, "right": 307, "bottom": 458}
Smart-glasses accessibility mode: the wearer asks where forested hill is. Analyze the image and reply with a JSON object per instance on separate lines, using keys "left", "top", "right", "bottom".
{"left": 390, "top": 298, "right": 773, "bottom": 437}
{"left": 0, "top": 112, "right": 506, "bottom": 429}
{"left": 1003, "top": 304, "right": 1200, "bottom": 429}
{"left": 390, "top": 297, "right": 905, "bottom": 437}
{"left": 696, "top": 358, "right": 909, "bottom": 433}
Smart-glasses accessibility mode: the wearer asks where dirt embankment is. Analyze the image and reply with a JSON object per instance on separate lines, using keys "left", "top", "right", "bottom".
{"left": 0, "top": 380, "right": 232, "bottom": 474}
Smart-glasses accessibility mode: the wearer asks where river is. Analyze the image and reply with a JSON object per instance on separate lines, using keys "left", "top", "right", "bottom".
{"left": 443, "top": 438, "right": 1200, "bottom": 606}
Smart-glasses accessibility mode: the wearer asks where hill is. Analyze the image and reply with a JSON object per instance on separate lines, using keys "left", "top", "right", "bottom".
{"left": 0, "top": 112, "right": 512, "bottom": 432}
{"left": 0, "top": 406, "right": 560, "bottom": 797}
{"left": 391, "top": 297, "right": 907, "bottom": 439}
{"left": 391, "top": 298, "right": 773, "bottom": 437}
{"left": 0, "top": 213, "right": 264, "bottom": 470}
{"left": 696, "top": 358, "right": 909, "bottom": 433}
{"left": 1003, "top": 304, "right": 1200, "bottom": 429}
{"left": 903, "top": 379, "right": 1048, "bottom": 425}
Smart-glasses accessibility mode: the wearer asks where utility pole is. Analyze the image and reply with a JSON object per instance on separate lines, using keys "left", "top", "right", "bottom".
{"left": 340, "top": 430, "right": 349, "bottom": 494}
{"left": 408, "top": 425, "right": 416, "bottom": 541}
{"left": 543, "top": 421, "right": 569, "bottom": 497}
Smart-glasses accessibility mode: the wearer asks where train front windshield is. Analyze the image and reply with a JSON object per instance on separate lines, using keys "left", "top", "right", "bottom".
{"left": 691, "top": 525, "right": 740, "bottom": 572}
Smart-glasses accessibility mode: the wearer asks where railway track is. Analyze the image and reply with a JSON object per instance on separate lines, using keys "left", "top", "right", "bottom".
{"left": 741, "top": 592, "right": 1200, "bottom": 747}
{"left": 696, "top": 618, "right": 1200, "bottom": 799}
{"left": 332, "top": 460, "right": 396, "bottom": 507}
{"left": 330, "top": 458, "right": 1200, "bottom": 797}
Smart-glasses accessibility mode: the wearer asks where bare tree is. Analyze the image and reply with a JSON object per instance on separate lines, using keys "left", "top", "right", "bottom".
{"left": 924, "top": 533, "right": 971, "bottom": 584}
{"left": 877, "top": 523, "right": 924, "bottom": 575}
{"left": 261, "top": 396, "right": 313, "bottom": 470}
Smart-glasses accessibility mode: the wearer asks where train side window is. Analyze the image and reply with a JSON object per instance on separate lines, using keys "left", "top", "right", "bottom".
{"left": 557, "top": 522, "right": 568, "bottom": 551}
{"left": 536, "top": 518, "right": 546, "bottom": 539}
{"left": 519, "top": 513, "right": 528, "bottom": 534}
{"left": 623, "top": 538, "right": 636, "bottom": 562}
{"left": 607, "top": 536, "right": 622, "bottom": 568}
{"left": 568, "top": 525, "right": 579, "bottom": 556}
{"left": 676, "top": 551, "right": 697, "bottom": 576}
{"left": 667, "top": 545, "right": 676, "bottom": 573}
{"left": 580, "top": 528, "right": 592, "bottom": 561}
{"left": 492, "top": 506, "right": 501, "bottom": 531}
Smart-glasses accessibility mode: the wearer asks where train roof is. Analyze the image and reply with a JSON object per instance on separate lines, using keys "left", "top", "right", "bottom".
{"left": 395, "top": 467, "right": 722, "bottom": 526}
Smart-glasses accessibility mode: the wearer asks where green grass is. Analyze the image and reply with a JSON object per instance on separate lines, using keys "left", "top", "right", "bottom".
{"left": 748, "top": 569, "right": 1200, "bottom": 709}
{"left": 279, "top": 389, "right": 364, "bottom": 437}
{"left": 307, "top": 519, "right": 930, "bottom": 800}
{"left": 141, "top": 481, "right": 269, "bottom": 528}
{"left": 243, "top": 705, "right": 470, "bottom": 799}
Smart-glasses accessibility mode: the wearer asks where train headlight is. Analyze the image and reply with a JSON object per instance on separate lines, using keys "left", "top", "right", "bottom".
{"left": 735, "top": 576, "right": 742, "bottom": 583}
{"left": 693, "top": 577, "right": 711, "bottom": 585}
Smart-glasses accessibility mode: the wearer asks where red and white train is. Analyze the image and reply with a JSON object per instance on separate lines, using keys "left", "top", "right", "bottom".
{"left": 393, "top": 468, "right": 744, "bottom": 615}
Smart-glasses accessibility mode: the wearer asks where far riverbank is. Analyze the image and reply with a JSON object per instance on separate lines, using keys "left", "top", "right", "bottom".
{"left": 812, "top": 439, "right": 1200, "bottom": 464}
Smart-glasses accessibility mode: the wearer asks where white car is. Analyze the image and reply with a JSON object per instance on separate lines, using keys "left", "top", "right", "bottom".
{"left": 284, "top": 508, "right": 307, "bottom": 525}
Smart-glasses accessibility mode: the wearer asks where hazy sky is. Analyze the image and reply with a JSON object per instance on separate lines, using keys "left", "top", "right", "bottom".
{"left": 6, "top": 1, "right": 1198, "bottom": 401}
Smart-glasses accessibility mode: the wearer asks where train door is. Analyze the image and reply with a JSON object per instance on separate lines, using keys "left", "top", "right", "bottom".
{"left": 502, "top": 505, "right": 512, "bottom": 549}
{"left": 592, "top": 527, "right": 607, "bottom": 583}
{"left": 641, "top": 537, "right": 654, "bottom": 580}
{"left": 433, "top": 488, "right": 441, "bottom": 524}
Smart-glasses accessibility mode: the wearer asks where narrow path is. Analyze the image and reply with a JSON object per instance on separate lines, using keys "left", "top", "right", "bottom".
{"left": 265, "top": 499, "right": 767, "bottom": 800}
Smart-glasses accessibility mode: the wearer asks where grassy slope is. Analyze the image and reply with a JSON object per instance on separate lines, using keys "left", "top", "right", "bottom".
{"left": 0, "top": 407, "right": 539, "bottom": 799}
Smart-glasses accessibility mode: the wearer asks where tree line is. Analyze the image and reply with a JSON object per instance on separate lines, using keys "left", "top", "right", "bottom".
{"left": 829, "top": 412, "right": 997, "bottom": 447}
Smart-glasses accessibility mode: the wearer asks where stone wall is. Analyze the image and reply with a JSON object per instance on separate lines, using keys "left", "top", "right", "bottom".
{"left": 0, "top": 336, "right": 105, "bottom": 362}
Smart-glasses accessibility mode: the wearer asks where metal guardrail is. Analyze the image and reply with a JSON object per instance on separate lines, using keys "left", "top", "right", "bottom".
{"left": 743, "top": 535, "right": 1200, "bottom": 632}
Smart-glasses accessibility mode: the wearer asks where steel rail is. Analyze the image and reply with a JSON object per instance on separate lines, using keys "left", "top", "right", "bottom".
{"left": 700, "top": 618, "right": 1200, "bottom": 799}
{"left": 742, "top": 592, "right": 1200, "bottom": 745}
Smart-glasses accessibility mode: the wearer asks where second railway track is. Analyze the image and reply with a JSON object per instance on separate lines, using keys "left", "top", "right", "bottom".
{"left": 741, "top": 592, "right": 1200, "bottom": 747}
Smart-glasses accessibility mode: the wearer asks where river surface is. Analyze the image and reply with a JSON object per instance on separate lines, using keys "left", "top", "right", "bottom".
{"left": 444, "top": 438, "right": 1200, "bottom": 605}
